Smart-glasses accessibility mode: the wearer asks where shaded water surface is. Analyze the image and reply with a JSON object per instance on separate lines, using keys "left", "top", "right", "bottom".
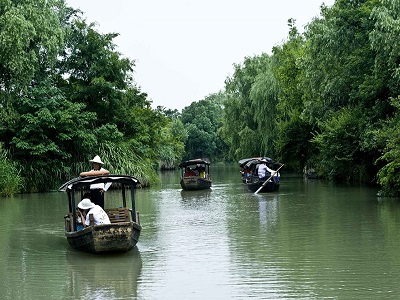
{"left": 1, "top": 163, "right": 400, "bottom": 299}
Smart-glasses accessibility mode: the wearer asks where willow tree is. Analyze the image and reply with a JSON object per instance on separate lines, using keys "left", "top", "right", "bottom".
{"left": 369, "top": 0, "right": 400, "bottom": 195}
{"left": 221, "top": 54, "right": 272, "bottom": 161}
{"left": 300, "top": 0, "right": 381, "bottom": 181}
{"left": 249, "top": 56, "right": 279, "bottom": 159}
{"left": 370, "top": 0, "right": 400, "bottom": 97}
{"left": 271, "top": 19, "right": 316, "bottom": 171}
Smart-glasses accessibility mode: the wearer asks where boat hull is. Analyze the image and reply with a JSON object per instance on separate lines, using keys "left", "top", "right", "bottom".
{"left": 245, "top": 179, "right": 280, "bottom": 193}
{"left": 65, "top": 222, "right": 142, "bottom": 253}
{"left": 180, "top": 177, "right": 212, "bottom": 190}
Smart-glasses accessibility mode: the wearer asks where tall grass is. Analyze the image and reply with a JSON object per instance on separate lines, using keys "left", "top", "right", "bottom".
{"left": 14, "top": 142, "right": 159, "bottom": 193}
{"left": 0, "top": 145, "right": 24, "bottom": 196}
{"left": 22, "top": 160, "right": 72, "bottom": 192}
{"left": 97, "top": 143, "right": 158, "bottom": 187}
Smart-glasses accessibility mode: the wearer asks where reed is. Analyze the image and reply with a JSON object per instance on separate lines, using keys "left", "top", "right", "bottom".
{"left": 0, "top": 145, "right": 24, "bottom": 196}
{"left": 98, "top": 143, "right": 158, "bottom": 187}
{"left": 14, "top": 141, "right": 160, "bottom": 193}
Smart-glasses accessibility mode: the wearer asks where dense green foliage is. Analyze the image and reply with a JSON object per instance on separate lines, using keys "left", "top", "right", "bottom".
{"left": 369, "top": 0, "right": 400, "bottom": 195}
{"left": 181, "top": 92, "right": 228, "bottom": 161}
{"left": 221, "top": 54, "right": 275, "bottom": 159}
{"left": 155, "top": 107, "right": 188, "bottom": 169}
{"left": 220, "top": 0, "right": 400, "bottom": 195}
{"left": 0, "top": 0, "right": 185, "bottom": 194}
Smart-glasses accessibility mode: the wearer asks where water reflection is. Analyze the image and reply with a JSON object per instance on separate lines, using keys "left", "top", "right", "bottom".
{"left": 64, "top": 247, "right": 142, "bottom": 299}
{"left": 256, "top": 193, "right": 279, "bottom": 227}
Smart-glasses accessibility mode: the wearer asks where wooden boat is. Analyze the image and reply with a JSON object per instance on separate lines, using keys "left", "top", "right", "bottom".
{"left": 178, "top": 158, "right": 212, "bottom": 190}
{"left": 239, "top": 157, "right": 283, "bottom": 193}
{"left": 59, "top": 175, "right": 142, "bottom": 254}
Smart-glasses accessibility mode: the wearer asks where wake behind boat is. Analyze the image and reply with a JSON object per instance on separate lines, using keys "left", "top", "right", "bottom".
{"left": 178, "top": 158, "right": 212, "bottom": 190}
{"left": 59, "top": 175, "right": 142, "bottom": 254}
{"left": 239, "top": 157, "right": 283, "bottom": 193}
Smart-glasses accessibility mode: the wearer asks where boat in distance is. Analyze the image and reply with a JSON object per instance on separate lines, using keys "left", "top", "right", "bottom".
{"left": 178, "top": 158, "right": 212, "bottom": 190}
{"left": 239, "top": 157, "right": 283, "bottom": 193}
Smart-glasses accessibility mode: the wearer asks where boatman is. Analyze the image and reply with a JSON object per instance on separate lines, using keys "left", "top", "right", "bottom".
{"left": 80, "top": 155, "right": 110, "bottom": 208}
{"left": 258, "top": 158, "right": 279, "bottom": 182}
{"left": 258, "top": 159, "right": 269, "bottom": 179}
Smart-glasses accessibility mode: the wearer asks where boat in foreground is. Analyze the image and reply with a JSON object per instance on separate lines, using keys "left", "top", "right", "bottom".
{"left": 178, "top": 158, "right": 212, "bottom": 190}
{"left": 59, "top": 175, "right": 142, "bottom": 254}
{"left": 239, "top": 157, "right": 283, "bottom": 193}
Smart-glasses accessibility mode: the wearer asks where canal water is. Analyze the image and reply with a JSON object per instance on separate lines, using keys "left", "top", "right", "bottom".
{"left": 1, "top": 163, "right": 400, "bottom": 299}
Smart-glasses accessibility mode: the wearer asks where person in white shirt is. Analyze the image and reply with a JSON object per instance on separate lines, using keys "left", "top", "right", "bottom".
{"left": 258, "top": 158, "right": 280, "bottom": 183}
{"left": 258, "top": 161, "right": 268, "bottom": 178}
{"left": 77, "top": 198, "right": 111, "bottom": 227}
{"left": 80, "top": 155, "right": 109, "bottom": 208}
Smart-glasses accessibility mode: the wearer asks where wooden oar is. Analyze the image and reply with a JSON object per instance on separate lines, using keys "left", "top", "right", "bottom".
{"left": 254, "top": 164, "right": 284, "bottom": 194}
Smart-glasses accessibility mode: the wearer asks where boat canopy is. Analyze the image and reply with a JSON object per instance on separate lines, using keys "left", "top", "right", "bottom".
{"left": 59, "top": 175, "right": 140, "bottom": 192}
{"left": 178, "top": 159, "right": 210, "bottom": 168}
{"left": 238, "top": 157, "right": 262, "bottom": 167}
{"left": 239, "top": 157, "right": 280, "bottom": 169}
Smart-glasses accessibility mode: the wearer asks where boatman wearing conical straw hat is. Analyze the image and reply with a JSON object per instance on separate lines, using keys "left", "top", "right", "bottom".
{"left": 80, "top": 155, "right": 110, "bottom": 209}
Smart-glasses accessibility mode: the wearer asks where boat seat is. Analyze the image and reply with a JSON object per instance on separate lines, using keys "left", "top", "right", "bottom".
{"left": 105, "top": 207, "right": 130, "bottom": 223}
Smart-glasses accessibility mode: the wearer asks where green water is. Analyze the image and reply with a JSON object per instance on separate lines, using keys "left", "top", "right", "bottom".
{"left": 1, "top": 163, "right": 400, "bottom": 299}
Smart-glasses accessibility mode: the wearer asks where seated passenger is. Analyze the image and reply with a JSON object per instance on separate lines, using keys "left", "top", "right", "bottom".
{"left": 199, "top": 167, "right": 206, "bottom": 178}
{"left": 77, "top": 198, "right": 111, "bottom": 227}
{"left": 184, "top": 167, "right": 196, "bottom": 177}
{"left": 75, "top": 193, "right": 92, "bottom": 230}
